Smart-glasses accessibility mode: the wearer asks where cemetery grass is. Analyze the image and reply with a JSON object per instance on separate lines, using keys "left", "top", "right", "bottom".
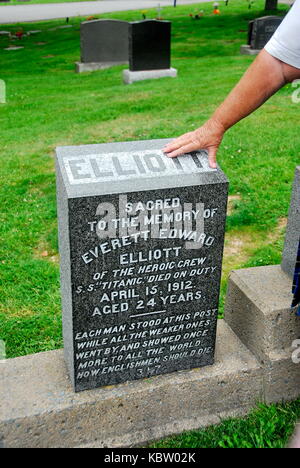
{"left": 148, "top": 398, "right": 300, "bottom": 448}
{"left": 0, "top": 0, "right": 298, "bottom": 448}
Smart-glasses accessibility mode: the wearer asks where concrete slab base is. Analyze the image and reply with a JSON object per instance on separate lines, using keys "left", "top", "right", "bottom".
{"left": 123, "top": 67, "right": 177, "bottom": 84}
{"left": 240, "top": 45, "right": 260, "bottom": 55}
{"left": 224, "top": 265, "right": 300, "bottom": 404}
{"left": 1, "top": 264, "right": 299, "bottom": 447}
{"left": 0, "top": 321, "right": 263, "bottom": 448}
{"left": 75, "top": 61, "right": 128, "bottom": 73}
{"left": 4, "top": 46, "right": 24, "bottom": 51}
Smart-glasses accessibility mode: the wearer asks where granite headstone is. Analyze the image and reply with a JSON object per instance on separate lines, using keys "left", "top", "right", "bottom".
{"left": 241, "top": 15, "right": 283, "bottom": 55}
{"left": 129, "top": 20, "right": 171, "bottom": 71}
{"left": 247, "top": 20, "right": 255, "bottom": 46}
{"left": 0, "top": 80, "right": 5, "bottom": 104}
{"left": 281, "top": 166, "right": 300, "bottom": 277}
{"left": 76, "top": 19, "right": 129, "bottom": 73}
{"left": 56, "top": 139, "right": 228, "bottom": 392}
{"left": 123, "top": 20, "right": 177, "bottom": 84}
{"left": 250, "top": 16, "right": 282, "bottom": 50}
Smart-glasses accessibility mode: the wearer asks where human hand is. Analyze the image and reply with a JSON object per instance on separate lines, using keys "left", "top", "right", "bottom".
{"left": 163, "top": 118, "right": 225, "bottom": 169}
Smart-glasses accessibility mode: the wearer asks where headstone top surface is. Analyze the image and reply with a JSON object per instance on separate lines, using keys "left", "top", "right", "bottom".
{"left": 130, "top": 19, "right": 171, "bottom": 25}
{"left": 255, "top": 15, "right": 282, "bottom": 21}
{"left": 81, "top": 18, "right": 128, "bottom": 26}
{"left": 56, "top": 139, "right": 228, "bottom": 198}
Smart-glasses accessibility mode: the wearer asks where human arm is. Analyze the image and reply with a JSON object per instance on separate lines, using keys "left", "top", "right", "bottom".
{"left": 163, "top": 0, "right": 300, "bottom": 168}
{"left": 163, "top": 50, "right": 300, "bottom": 168}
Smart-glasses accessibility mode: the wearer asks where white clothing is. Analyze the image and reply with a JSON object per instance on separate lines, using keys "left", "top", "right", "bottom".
{"left": 265, "top": 1, "right": 300, "bottom": 69}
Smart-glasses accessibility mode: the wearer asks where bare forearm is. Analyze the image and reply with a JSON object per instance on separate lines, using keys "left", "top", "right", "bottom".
{"left": 212, "top": 50, "right": 287, "bottom": 131}
{"left": 164, "top": 50, "right": 300, "bottom": 167}
{"left": 212, "top": 49, "right": 300, "bottom": 131}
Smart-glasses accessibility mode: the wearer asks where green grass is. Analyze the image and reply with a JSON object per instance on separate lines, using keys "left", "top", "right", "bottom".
{"left": 0, "top": 0, "right": 299, "bottom": 448}
{"left": 149, "top": 400, "right": 300, "bottom": 448}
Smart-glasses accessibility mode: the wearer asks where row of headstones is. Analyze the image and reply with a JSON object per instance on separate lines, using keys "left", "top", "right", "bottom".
{"left": 75, "top": 19, "right": 177, "bottom": 84}
{"left": 241, "top": 15, "right": 283, "bottom": 55}
{"left": 76, "top": 16, "right": 283, "bottom": 74}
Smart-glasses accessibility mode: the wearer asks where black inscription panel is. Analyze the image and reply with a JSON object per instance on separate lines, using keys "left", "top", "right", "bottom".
{"left": 68, "top": 184, "right": 227, "bottom": 391}
{"left": 129, "top": 20, "right": 171, "bottom": 71}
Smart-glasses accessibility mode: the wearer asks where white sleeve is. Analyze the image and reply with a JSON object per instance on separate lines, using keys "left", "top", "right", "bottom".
{"left": 265, "top": 0, "right": 300, "bottom": 69}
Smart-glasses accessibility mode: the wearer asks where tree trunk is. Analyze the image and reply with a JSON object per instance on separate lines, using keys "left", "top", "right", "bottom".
{"left": 265, "top": 0, "right": 278, "bottom": 10}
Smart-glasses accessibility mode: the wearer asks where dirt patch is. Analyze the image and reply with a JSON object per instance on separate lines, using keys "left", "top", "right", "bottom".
{"left": 222, "top": 217, "right": 287, "bottom": 281}
{"left": 222, "top": 230, "right": 254, "bottom": 280}
{"left": 33, "top": 240, "right": 59, "bottom": 264}
{"left": 227, "top": 194, "right": 241, "bottom": 215}
{"left": 8, "top": 308, "right": 35, "bottom": 318}
{"left": 267, "top": 217, "right": 287, "bottom": 243}
{"left": 87, "top": 113, "right": 154, "bottom": 141}
{"left": 110, "top": 91, "right": 153, "bottom": 104}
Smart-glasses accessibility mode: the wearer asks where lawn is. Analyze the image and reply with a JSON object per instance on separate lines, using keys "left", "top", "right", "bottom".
{"left": 0, "top": 0, "right": 299, "bottom": 448}
{"left": 149, "top": 399, "right": 300, "bottom": 448}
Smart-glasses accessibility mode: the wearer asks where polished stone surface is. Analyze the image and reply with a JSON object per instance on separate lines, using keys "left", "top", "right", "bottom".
{"left": 80, "top": 19, "right": 129, "bottom": 64}
{"left": 129, "top": 20, "right": 171, "bottom": 71}
{"left": 56, "top": 139, "right": 228, "bottom": 391}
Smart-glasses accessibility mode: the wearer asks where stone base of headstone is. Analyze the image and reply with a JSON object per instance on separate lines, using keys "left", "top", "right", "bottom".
{"left": 224, "top": 264, "right": 300, "bottom": 403}
{"left": 4, "top": 46, "right": 24, "bottom": 51}
{"left": 2, "top": 265, "right": 299, "bottom": 447}
{"left": 75, "top": 61, "right": 128, "bottom": 73}
{"left": 240, "top": 45, "right": 260, "bottom": 56}
{"left": 0, "top": 321, "right": 263, "bottom": 448}
{"left": 123, "top": 68, "right": 177, "bottom": 84}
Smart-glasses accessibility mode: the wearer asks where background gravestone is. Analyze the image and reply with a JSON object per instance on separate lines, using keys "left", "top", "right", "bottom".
{"left": 123, "top": 20, "right": 177, "bottom": 84}
{"left": 281, "top": 166, "right": 300, "bottom": 277}
{"left": 56, "top": 139, "right": 228, "bottom": 392}
{"left": 241, "top": 15, "right": 283, "bottom": 55}
{"left": 129, "top": 20, "right": 171, "bottom": 71}
{"left": 250, "top": 16, "right": 282, "bottom": 49}
{"left": 76, "top": 19, "right": 129, "bottom": 73}
{"left": 247, "top": 20, "right": 255, "bottom": 46}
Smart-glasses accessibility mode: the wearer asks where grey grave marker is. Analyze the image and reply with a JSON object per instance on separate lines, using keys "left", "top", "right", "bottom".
{"left": 0, "top": 79, "right": 6, "bottom": 104}
{"left": 76, "top": 19, "right": 129, "bottom": 73}
{"left": 281, "top": 166, "right": 300, "bottom": 277}
{"left": 56, "top": 139, "right": 228, "bottom": 392}
{"left": 241, "top": 15, "right": 283, "bottom": 55}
